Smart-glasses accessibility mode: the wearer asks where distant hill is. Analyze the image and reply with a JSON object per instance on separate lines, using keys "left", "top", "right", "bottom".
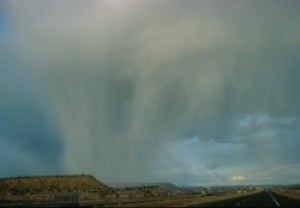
{"left": 0, "top": 174, "right": 110, "bottom": 195}
{"left": 108, "top": 182, "right": 180, "bottom": 191}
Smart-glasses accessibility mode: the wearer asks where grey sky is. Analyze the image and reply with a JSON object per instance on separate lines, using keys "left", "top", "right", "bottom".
{"left": 0, "top": 0, "right": 299, "bottom": 185}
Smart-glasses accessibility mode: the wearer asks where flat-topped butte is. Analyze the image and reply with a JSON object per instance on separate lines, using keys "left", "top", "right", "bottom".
{"left": 0, "top": 174, "right": 109, "bottom": 195}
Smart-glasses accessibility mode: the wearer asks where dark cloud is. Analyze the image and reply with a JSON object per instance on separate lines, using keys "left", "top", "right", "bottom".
{"left": 0, "top": 47, "right": 63, "bottom": 177}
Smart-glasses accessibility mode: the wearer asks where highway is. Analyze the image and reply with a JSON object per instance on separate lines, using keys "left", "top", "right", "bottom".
{"left": 190, "top": 190, "right": 300, "bottom": 207}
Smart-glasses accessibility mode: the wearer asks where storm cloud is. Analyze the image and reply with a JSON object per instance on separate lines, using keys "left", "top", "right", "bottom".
{"left": 1, "top": 0, "right": 300, "bottom": 185}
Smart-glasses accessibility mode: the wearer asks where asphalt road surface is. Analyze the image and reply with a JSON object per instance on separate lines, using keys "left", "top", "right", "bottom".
{"left": 191, "top": 191, "right": 300, "bottom": 207}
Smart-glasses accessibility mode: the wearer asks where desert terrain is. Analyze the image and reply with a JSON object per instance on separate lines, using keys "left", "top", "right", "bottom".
{"left": 0, "top": 174, "right": 261, "bottom": 207}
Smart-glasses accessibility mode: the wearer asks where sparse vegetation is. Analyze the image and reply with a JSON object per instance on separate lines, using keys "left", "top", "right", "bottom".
{"left": 0, "top": 174, "right": 260, "bottom": 207}
{"left": 273, "top": 186, "right": 300, "bottom": 200}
